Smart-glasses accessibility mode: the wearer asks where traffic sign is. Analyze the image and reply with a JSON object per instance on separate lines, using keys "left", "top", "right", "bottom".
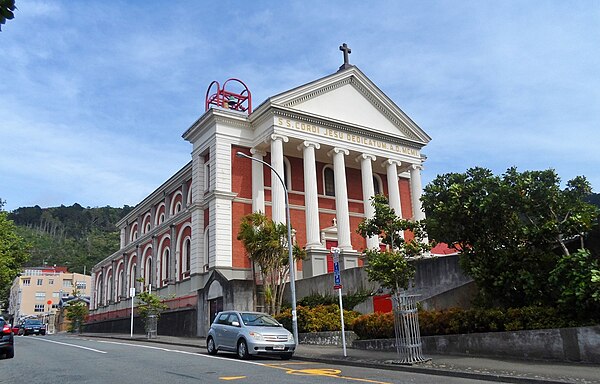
{"left": 331, "top": 247, "right": 342, "bottom": 290}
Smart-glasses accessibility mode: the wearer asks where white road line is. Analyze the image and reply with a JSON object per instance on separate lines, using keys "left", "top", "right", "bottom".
{"left": 30, "top": 337, "right": 107, "bottom": 354}
{"left": 92, "top": 339, "right": 267, "bottom": 366}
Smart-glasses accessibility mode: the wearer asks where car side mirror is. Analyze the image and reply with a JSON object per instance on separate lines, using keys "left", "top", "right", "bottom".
{"left": 231, "top": 321, "right": 240, "bottom": 327}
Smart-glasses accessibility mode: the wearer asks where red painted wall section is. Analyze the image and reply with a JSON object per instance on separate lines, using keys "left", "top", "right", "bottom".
{"left": 231, "top": 146, "right": 252, "bottom": 200}
{"left": 373, "top": 294, "right": 393, "bottom": 313}
{"left": 203, "top": 209, "right": 209, "bottom": 230}
{"left": 288, "top": 155, "right": 304, "bottom": 191}
{"left": 232, "top": 201, "right": 253, "bottom": 269}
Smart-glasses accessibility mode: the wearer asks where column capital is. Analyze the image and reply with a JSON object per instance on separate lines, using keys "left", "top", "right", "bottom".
{"left": 382, "top": 159, "right": 402, "bottom": 168}
{"left": 297, "top": 141, "right": 320, "bottom": 151}
{"left": 250, "top": 148, "right": 267, "bottom": 157}
{"left": 270, "top": 133, "right": 289, "bottom": 143}
{"left": 327, "top": 147, "right": 349, "bottom": 157}
{"left": 355, "top": 153, "right": 376, "bottom": 163}
{"left": 410, "top": 163, "right": 424, "bottom": 171}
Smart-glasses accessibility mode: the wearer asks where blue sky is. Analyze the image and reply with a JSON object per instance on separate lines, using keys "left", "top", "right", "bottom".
{"left": 1, "top": 1, "right": 599, "bottom": 211}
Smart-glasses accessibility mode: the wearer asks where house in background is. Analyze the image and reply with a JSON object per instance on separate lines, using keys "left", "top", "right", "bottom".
{"left": 88, "top": 46, "right": 445, "bottom": 338}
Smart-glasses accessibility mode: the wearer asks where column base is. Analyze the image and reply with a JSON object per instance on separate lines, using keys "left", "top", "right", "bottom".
{"left": 340, "top": 249, "right": 360, "bottom": 270}
{"left": 302, "top": 248, "right": 330, "bottom": 278}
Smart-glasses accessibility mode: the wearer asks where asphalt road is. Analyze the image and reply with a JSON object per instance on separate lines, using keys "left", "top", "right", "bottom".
{"left": 1, "top": 334, "right": 510, "bottom": 384}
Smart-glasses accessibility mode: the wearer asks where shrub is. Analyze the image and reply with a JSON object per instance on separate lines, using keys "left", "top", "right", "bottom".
{"left": 275, "top": 305, "right": 360, "bottom": 333}
{"left": 352, "top": 306, "right": 594, "bottom": 340}
{"left": 352, "top": 312, "right": 394, "bottom": 339}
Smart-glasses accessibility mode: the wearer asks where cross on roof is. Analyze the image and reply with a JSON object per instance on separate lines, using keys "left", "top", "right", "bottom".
{"left": 338, "top": 43, "right": 353, "bottom": 71}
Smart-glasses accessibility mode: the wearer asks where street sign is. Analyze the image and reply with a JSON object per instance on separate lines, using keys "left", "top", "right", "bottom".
{"left": 130, "top": 287, "right": 136, "bottom": 298}
{"left": 331, "top": 247, "right": 342, "bottom": 290}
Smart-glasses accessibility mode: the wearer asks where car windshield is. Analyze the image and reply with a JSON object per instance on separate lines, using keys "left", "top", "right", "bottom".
{"left": 240, "top": 313, "right": 280, "bottom": 327}
{"left": 25, "top": 320, "right": 42, "bottom": 325}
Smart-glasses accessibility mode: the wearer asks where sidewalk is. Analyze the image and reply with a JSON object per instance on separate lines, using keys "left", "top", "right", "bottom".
{"left": 76, "top": 333, "right": 599, "bottom": 384}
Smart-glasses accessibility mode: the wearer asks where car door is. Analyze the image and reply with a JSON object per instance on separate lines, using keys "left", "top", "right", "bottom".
{"left": 220, "top": 313, "right": 240, "bottom": 350}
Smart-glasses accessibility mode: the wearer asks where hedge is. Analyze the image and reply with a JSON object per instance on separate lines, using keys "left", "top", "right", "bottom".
{"left": 275, "top": 305, "right": 361, "bottom": 333}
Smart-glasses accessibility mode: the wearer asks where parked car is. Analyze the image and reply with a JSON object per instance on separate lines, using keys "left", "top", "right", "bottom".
{"left": 19, "top": 319, "right": 46, "bottom": 336}
{"left": 206, "top": 311, "right": 295, "bottom": 360}
{"left": 11, "top": 323, "right": 20, "bottom": 335}
{"left": 0, "top": 317, "right": 14, "bottom": 359}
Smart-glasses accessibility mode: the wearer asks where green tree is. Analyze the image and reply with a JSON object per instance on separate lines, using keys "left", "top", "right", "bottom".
{"left": 357, "top": 194, "right": 431, "bottom": 295}
{"left": 421, "top": 167, "right": 599, "bottom": 309}
{"left": 136, "top": 289, "right": 168, "bottom": 335}
{"left": 0, "top": 0, "right": 16, "bottom": 31}
{"left": 65, "top": 301, "right": 89, "bottom": 333}
{"left": 237, "top": 212, "right": 305, "bottom": 315}
{"left": 0, "top": 202, "right": 30, "bottom": 307}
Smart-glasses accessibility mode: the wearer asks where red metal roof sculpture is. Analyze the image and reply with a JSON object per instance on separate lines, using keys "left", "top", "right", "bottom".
{"left": 205, "top": 78, "right": 252, "bottom": 114}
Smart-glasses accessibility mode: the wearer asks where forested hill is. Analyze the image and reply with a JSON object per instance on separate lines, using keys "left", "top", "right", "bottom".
{"left": 8, "top": 204, "right": 133, "bottom": 274}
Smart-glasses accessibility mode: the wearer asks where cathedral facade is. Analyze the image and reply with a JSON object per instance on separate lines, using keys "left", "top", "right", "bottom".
{"left": 89, "top": 51, "right": 431, "bottom": 337}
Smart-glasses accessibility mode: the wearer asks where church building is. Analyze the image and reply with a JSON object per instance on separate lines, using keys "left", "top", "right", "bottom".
{"left": 88, "top": 45, "right": 432, "bottom": 337}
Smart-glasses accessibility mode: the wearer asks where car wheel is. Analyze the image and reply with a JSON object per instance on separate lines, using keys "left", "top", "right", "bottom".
{"left": 280, "top": 353, "right": 293, "bottom": 360}
{"left": 237, "top": 339, "right": 249, "bottom": 360}
{"left": 6, "top": 348, "right": 14, "bottom": 359}
{"left": 206, "top": 336, "right": 217, "bottom": 355}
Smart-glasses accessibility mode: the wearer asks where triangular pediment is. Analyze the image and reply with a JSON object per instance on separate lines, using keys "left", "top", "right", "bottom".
{"left": 268, "top": 67, "right": 430, "bottom": 144}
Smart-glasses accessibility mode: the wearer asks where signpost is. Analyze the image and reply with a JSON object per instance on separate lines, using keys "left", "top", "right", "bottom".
{"left": 331, "top": 247, "right": 347, "bottom": 357}
{"left": 130, "top": 287, "right": 136, "bottom": 338}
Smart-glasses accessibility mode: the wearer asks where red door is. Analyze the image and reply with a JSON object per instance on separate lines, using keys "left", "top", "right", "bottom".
{"left": 325, "top": 240, "right": 338, "bottom": 273}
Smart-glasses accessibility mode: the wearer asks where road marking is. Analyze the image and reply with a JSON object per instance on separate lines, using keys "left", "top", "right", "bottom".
{"left": 30, "top": 337, "right": 107, "bottom": 354}
{"left": 83, "top": 339, "right": 391, "bottom": 383}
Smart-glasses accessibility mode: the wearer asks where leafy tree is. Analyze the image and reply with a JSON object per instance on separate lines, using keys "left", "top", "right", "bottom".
{"left": 237, "top": 212, "right": 305, "bottom": 315}
{"left": 421, "top": 167, "right": 599, "bottom": 309}
{"left": 0, "top": 203, "right": 30, "bottom": 308}
{"left": 0, "top": 0, "right": 16, "bottom": 31}
{"left": 66, "top": 300, "right": 89, "bottom": 333}
{"left": 357, "top": 194, "right": 431, "bottom": 295}
{"left": 135, "top": 278, "right": 168, "bottom": 335}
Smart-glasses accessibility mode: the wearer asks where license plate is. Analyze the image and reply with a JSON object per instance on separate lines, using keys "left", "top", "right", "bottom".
{"left": 273, "top": 344, "right": 285, "bottom": 350}
{"left": 34, "top": 330, "right": 39, "bottom": 333}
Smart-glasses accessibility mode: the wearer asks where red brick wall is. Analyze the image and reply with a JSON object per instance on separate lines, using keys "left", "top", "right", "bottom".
{"left": 232, "top": 201, "right": 252, "bottom": 269}
{"left": 231, "top": 146, "right": 252, "bottom": 199}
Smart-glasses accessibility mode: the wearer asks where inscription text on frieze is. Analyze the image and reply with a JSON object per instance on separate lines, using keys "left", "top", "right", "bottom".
{"left": 276, "top": 117, "right": 419, "bottom": 157}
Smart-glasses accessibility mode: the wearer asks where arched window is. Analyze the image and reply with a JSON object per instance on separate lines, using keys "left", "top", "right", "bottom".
{"left": 130, "top": 263, "right": 137, "bottom": 292}
{"left": 162, "top": 249, "right": 170, "bottom": 285}
{"left": 373, "top": 174, "right": 383, "bottom": 196}
{"left": 283, "top": 157, "right": 292, "bottom": 190}
{"left": 107, "top": 275, "right": 113, "bottom": 303}
{"left": 159, "top": 213, "right": 165, "bottom": 224}
{"left": 174, "top": 201, "right": 182, "bottom": 214}
{"left": 145, "top": 257, "right": 153, "bottom": 288}
{"left": 184, "top": 238, "right": 191, "bottom": 274}
{"left": 324, "top": 166, "right": 335, "bottom": 196}
{"left": 117, "top": 269, "right": 123, "bottom": 301}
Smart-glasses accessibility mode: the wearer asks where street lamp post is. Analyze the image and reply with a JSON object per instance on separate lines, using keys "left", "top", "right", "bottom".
{"left": 235, "top": 151, "right": 298, "bottom": 346}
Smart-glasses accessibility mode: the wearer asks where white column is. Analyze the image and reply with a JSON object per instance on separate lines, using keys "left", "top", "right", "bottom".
{"left": 357, "top": 153, "right": 379, "bottom": 249}
{"left": 384, "top": 159, "right": 403, "bottom": 218}
{"left": 329, "top": 147, "right": 352, "bottom": 251}
{"left": 299, "top": 141, "right": 321, "bottom": 249}
{"left": 270, "top": 134, "right": 288, "bottom": 224}
{"left": 410, "top": 164, "right": 426, "bottom": 221}
{"left": 250, "top": 148, "right": 266, "bottom": 213}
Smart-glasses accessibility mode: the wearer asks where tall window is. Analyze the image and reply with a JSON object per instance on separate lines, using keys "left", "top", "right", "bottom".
{"left": 283, "top": 157, "right": 292, "bottom": 190}
{"left": 162, "top": 249, "right": 170, "bottom": 283}
{"left": 22, "top": 278, "right": 31, "bottom": 286}
{"left": 37, "top": 278, "right": 43, "bottom": 285}
{"left": 204, "top": 163, "right": 211, "bottom": 191}
{"left": 324, "top": 166, "right": 335, "bottom": 196}
{"left": 145, "top": 257, "right": 153, "bottom": 286}
{"left": 373, "top": 175, "right": 382, "bottom": 196}
{"left": 184, "top": 238, "right": 191, "bottom": 273}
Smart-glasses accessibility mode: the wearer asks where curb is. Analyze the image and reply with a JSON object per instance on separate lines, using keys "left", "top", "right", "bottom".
{"left": 78, "top": 334, "right": 569, "bottom": 384}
